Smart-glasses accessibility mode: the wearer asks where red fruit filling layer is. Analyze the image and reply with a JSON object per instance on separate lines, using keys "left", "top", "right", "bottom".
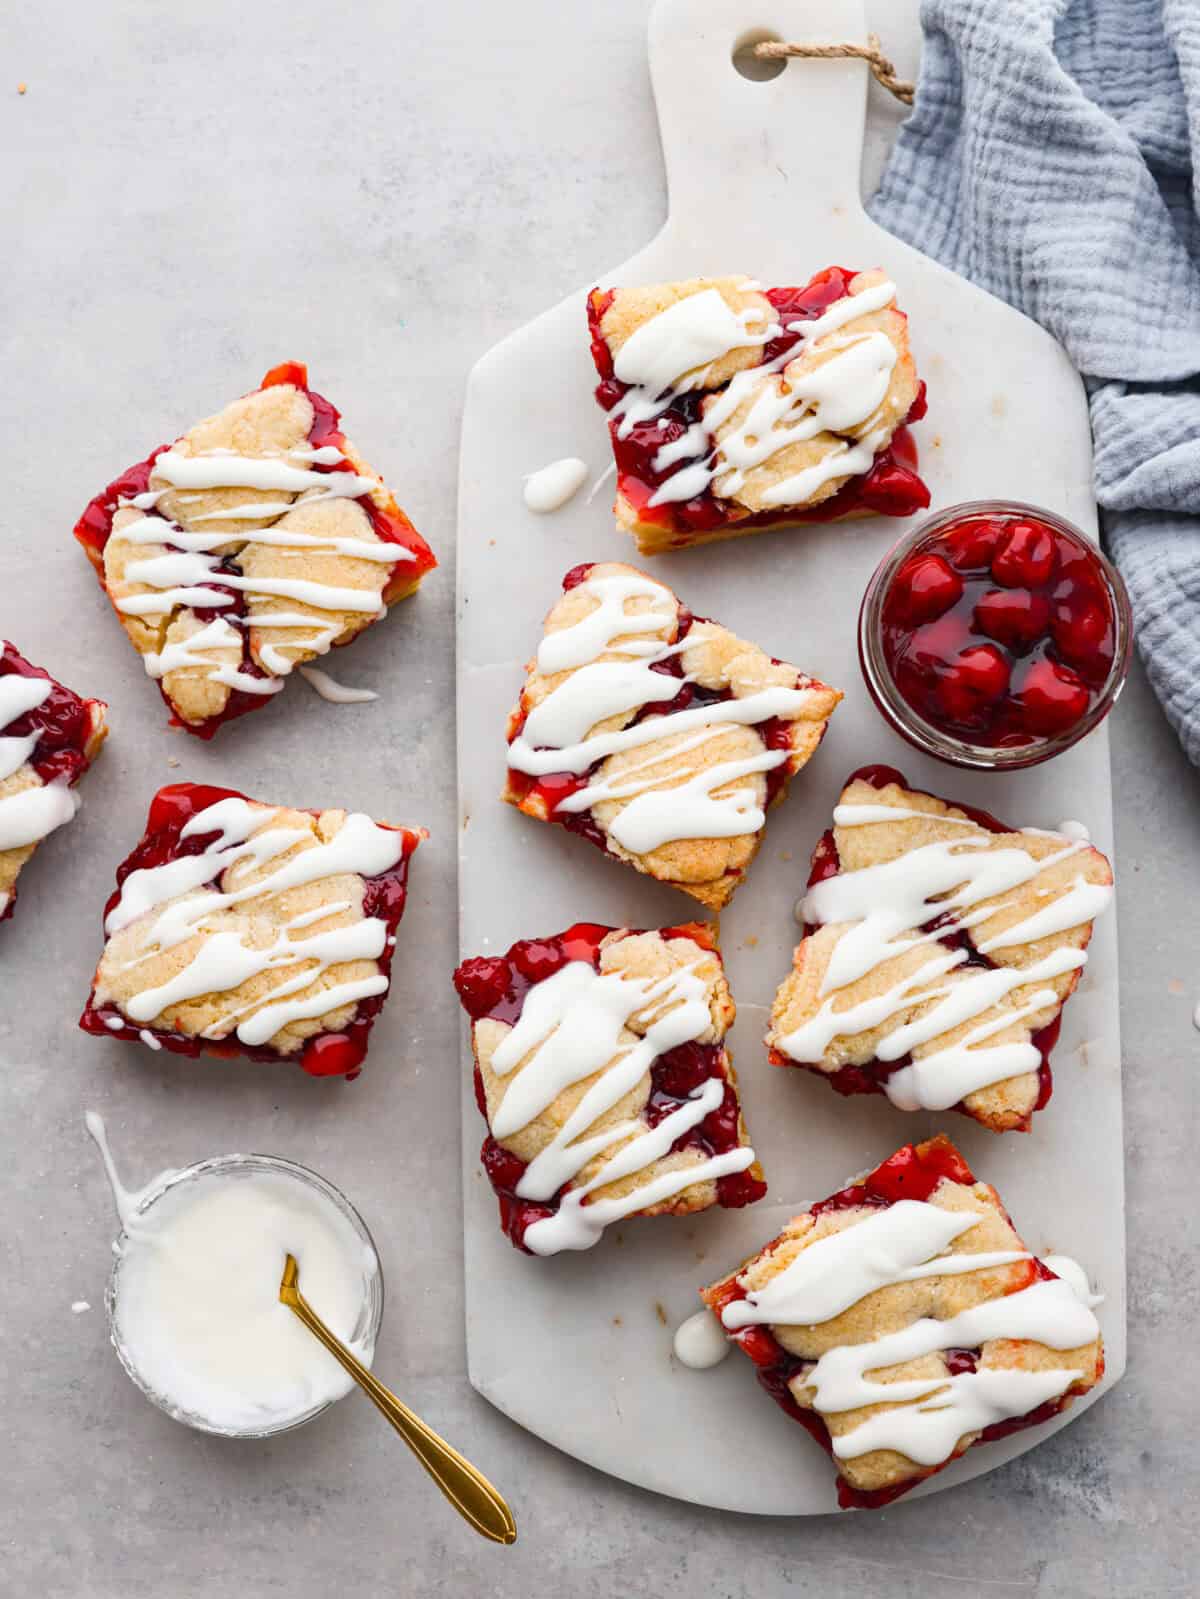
{"left": 586, "top": 269, "right": 930, "bottom": 543}
{"left": 453, "top": 921, "right": 766, "bottom": 1252}
{"left": 772, "top": 765, "right": 1063, "bottom": 1127}
{"left": 1, "top": 642, "right": 102, "bottom": 788}
{"left": 705, "top": 1137, "right": 1097, "bottom": 1510}
{"left": 505, "top": 566, "right": 819, "bottom": 857}
{"left": 78, "top": 782, "right": 419, "bottom": 1079}
{"left": 0, "top": 642, "right": 105, "bottom": 923}
{"left": 72, "top": 361, "right": 437, "bottom": 740}
{"left": 880, "top": 511, "right": 1117, "bottom": 748}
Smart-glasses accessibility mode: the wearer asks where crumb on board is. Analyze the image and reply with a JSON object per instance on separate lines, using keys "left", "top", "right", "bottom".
{"left": 654, "top": 1301, "right": 667, "bottom": 1326}
{"left": 18, "top": 83, "right": 27, "bottom": 95}
{"left": 612, "top": 1315, "right": 622, "bottom": 1327}
{"left": 778, "top": 850, "right": 792, "bottom": 863}
{"left": 1168, "top": 978, "right": 1184, "bottom": 995}
{"left": 743, "top": 934, "right": 759, "bottom": 949}
{"left": 167, "top": 756, "right": 180, "bottom": 768}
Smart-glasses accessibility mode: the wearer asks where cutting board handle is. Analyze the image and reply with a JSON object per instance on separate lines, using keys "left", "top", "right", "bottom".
{"left": 648, "top": 0, "right": 872, "bottom": 249}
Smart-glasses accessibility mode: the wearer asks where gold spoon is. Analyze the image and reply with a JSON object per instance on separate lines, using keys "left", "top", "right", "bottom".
{"left": 279, "top": 1254, "right": 516, "bottom": 1545}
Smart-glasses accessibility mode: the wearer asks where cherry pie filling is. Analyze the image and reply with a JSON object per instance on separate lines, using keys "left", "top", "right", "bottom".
{"left": 72, "top": 362, "right": 437, "bottom": 739}
{"left": 587, "top": 268, "right": 930, "bottom": 540}
{"left": 707, "top": 1139, "right": 1095, "bottom": 1510}
{"left": 506, "top": 565, "right": 813, "bottom": 857}
{"left": 0, "top": 642, "right": 99, "bottom": 788}
{"left": 878, "top": 510, "right": 1118, "bottom": 749}
{"left": 78, "top": 782, "right": 419, "bottom": 1079}
{"left": 773, "top": 765, "right": 1063, "bottom": 1122}
{"left": 453, "top": 922, "right": 766, "bottom": 1252}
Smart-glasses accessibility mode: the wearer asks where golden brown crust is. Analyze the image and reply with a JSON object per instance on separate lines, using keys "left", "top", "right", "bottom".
{"left": 600, "top": 277, "right": 774, "bottom": 392}
{"left": 93, "top": 803, "right": 383, "bottom": 1055}
{"left": 502, "top": 562, "right": 841, "bottom": 909}
{"left": 603, "top": 268, "right": 921, "bottom": 551}
{"left": 767, "top": 776, "right": 1113, "bottom": 1132}
{"left": 471, "top": 927, "right": 761, "bottom": 1219}
{"left": 96, "top": 380, "right": 429, "bottom": 726}
{"left": 703, "top": 1156, "right": 1103, "bottom": 1495}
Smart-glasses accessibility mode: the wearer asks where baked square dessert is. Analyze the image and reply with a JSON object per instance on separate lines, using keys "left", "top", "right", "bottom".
{"left": 766, "top": 766, "right": 1113, "bottom": 1132}
{"left": 503, "top": 562, "right": 842, "bottom": 910}
{"left": 586, "top": 268, "right": 929, "bottom": 555}
{"left": 701, "top": 1134, "right": 1104, "bottom": 1509}
{"left": 74, "top": 362, "right": 436, "bottom": 738}
{"left": 0, "top": 642, "right": 108, "bottom": 922}
{"left": 80, "top": 782, "right": 424, "bottom": 1077}
{"left": 453, "top": 920, "right": 766, "bottom": 1254}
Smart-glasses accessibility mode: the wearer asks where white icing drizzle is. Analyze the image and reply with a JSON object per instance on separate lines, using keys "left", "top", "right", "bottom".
{"left": 109, "top": 441, "right": 412, "bottom": 704}
{"left": 0, "top": 670, "right": 87, "bottom": 852}
{"left": 1042, "top": 1255, "right": 1104, "bottom": 1308}
{"left": 485, "top": 958, "right": 753, "bottom": 1256}
{"left": 0, "top": 674, "right": 52, "bottom": 726}
{"left": 604, "top": 279, "right": 899, "bottom": 509}
{"left": 720, "top": 1198, "right": 1099, "bottom": 1467}
{"left": 0, "top": 779, "right": 79, "bottom": 850}
{"left": 522, "top": 457, "right": 589, "bottom": 513}
{"left": 776, "top": 799, "right": 1113, "bottom": 1110}
{"left": 507, "top": 571, "right": 815, "bottom": 851}
{"left": 100, "top": 797, "right": 406, "bottom": 1050}
{"left": 673, "top": 1309, "right": 732, "bottom": 1368}
{"left": 297, "top": 665, "right": 378, "bottom": 704}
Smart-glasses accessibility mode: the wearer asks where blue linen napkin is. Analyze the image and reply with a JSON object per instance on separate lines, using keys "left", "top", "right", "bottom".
{"left": 870, "top": 0, "right": 1200, "bottom": 766}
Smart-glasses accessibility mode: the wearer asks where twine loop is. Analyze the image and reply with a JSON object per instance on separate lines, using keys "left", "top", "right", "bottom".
{"left": 753, "top": 34, "right": 915, "bottom": 105}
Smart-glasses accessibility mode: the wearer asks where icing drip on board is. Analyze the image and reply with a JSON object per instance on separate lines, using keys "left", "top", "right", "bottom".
{"left": 485, "top": 959, "right": 754, "bottom": 1256}
{"left": 719, "top": 1197, "right": 1100, "bottom": 1467}
{"left": 297, "top": 665, "right": 378, "bottom": 704}
{"left": 774, "top": 796, "right": 1113, "bottom": 1111}
{"left": 507, "top": 571, "right": 817, "bottom": 852}
{"left": 522, "top": 457, "right": 589, "bottom": 512}
{"left": 673, "top": 1309, "right": 732, "bottom": 1369}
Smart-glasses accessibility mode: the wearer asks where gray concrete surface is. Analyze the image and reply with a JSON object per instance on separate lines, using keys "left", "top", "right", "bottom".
{"left": 1, "top": 3, "right": 1197, "bottom": 1595}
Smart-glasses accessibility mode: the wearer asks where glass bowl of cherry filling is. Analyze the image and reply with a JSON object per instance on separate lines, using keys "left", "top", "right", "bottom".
{"left": 858, "top": 501, "right": 1133, "bottom": 769}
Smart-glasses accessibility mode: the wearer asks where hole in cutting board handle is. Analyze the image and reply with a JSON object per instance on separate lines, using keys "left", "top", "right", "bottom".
{"left": 731, "top": 29, "right": 787, "bottom": 82}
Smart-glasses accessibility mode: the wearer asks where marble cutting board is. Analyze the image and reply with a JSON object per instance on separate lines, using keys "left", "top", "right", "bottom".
{"left": 455, "top": 0, "right": 1124, "bottom": 1514}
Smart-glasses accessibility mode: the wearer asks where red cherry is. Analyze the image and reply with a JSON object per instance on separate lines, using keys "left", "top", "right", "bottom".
{"left": 1051, "top": 594, "right": 1112, "bottom": 671}
{"left": 991, "top": 520, "right": 1057, "bottom": 588}
{"left": 973, "top": 588, "right": 1051, "bottom": 652}
{"left": 1018, "top": 659, "right": 1092, "bottom": 735}
{"left": 300, "top": 1032, "right": 365, "bottom": 1078}
{"left": 908, "top": 614, "right": 972, "bottom": 671}
{"left": 510, "top": 938, "right": 571, "bottom": 985}
{"left": 938, "top": 644, "right": 1011, "bottom": 723}
{"left": 453, "top": 956, "right": 513, "bottom": 1019}
{"left": 888, "top": 553, "right": 963, "bottom": 626}
{"left": 941, "top": 518, "right": 1004, "bottom": 571}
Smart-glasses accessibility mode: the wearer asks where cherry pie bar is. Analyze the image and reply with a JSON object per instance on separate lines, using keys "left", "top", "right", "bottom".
{"left": 766, "top": 766, "right": 1113, "bottom": 1132}
{"left": 503, "top": 562, "right": 842, "bottom": 910}
{"left": 80, "top": 782, "right": 424, "bottom": 1077}
{"left": 701, "top": 1135, "right": 1104, "bottom": 1509}
{"left": 586, "top": 268, "right": 929, "bottom": 555}
{"left": 74, "top": 362, "right": 436, "bottom": 738}
{"left": 0, "top": 642, "right": 108, "bottom": 922}
{"left": 453, "top": 921, "right": 766, "bottom": 1254}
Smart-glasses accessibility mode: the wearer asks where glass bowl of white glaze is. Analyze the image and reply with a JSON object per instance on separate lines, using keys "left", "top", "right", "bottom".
{"left": 105, "top": 1153, "right": 383, "bottom": 1438}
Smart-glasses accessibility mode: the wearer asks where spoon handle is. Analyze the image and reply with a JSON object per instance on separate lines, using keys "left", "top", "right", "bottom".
{"left": 287, "top": 1289, "right": 516, "bottom": 1545}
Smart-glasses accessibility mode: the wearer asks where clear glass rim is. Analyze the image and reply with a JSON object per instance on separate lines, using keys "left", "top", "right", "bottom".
{"left": 858, "top": 499, "right": 1134, "bottom": 771}
{"left": 106, "top": 1152, "right": 384, "bottom": 1439}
